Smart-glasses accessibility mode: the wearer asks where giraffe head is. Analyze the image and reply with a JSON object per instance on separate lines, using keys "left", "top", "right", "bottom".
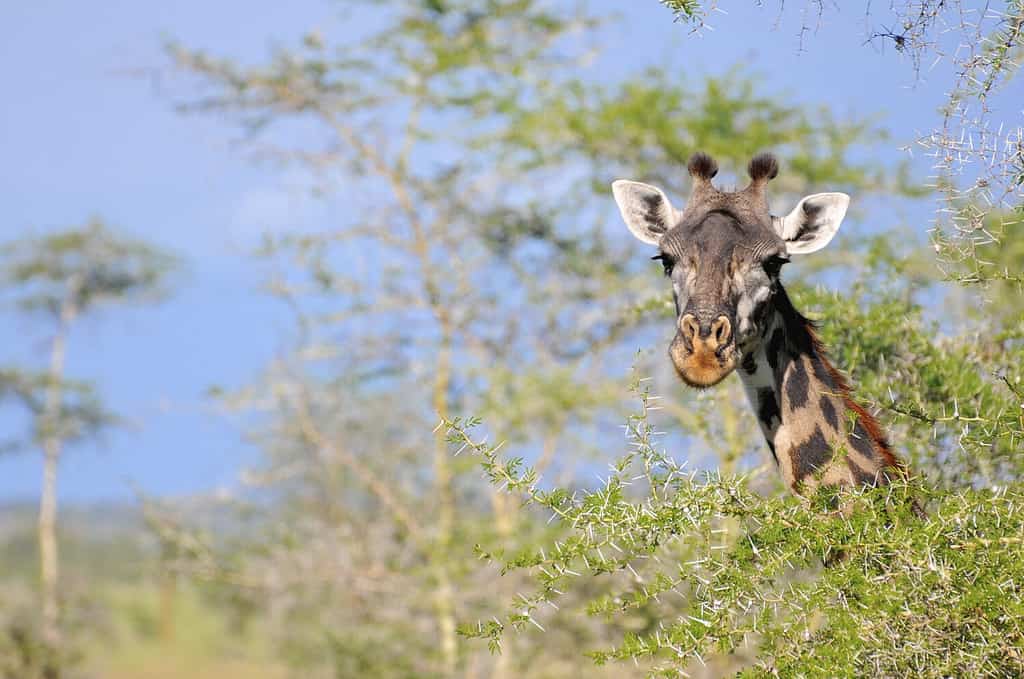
{"left": 612, "top": 152, "right": 850, "bottom": 388}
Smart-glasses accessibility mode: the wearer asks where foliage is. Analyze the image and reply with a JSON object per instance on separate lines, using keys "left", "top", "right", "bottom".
{"left": 659, "top": 0, "right": 709, "bottom": 25}
{"left": 0, "top": 370, "right": 115, "bottom": 449}
{"left": 0, "top": 583, "right": 97, "bottom": 679}
{"left": 504, "top": 66, "right": 919, "bottom": 200}
{"left": 0, "top": 218, "right": 176, "bottom": 317}
{"left": 449, "top": 378, "right": 1024, "bottom": 678}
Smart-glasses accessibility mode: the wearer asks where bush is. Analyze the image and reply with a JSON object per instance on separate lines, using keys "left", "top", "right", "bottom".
{"left": 450, "top": 376, "right": 1024, "bottom": 677}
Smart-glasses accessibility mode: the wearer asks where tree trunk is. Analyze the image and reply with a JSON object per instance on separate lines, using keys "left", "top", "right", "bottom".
{"left": 432, "top": 325, "right": 458, "bottom": 677}
{"left": 38, "top": 280, "right": 78, "bottom": 678}
{"left": 39, "top": 441, "right": 60, "bottom": 679}
{"left": 159, "top": 567, "right": 177, "bottom": 643}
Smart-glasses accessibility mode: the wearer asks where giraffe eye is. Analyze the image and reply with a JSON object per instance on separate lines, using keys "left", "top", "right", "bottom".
{"left": 762, "top": 254, "right": 789, "bottom": 277}
{"left": 652, "top": 253, "right": 675, "bottom": 277}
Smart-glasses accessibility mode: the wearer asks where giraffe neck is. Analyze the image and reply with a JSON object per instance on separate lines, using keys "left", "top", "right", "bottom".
{"left": 737, "top": 287, "right": 901, "bottom": 494}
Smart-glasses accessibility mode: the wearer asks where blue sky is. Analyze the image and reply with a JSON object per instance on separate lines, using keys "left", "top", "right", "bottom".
{"left": 0, "top": 1, "right": 954, "bottom": 502}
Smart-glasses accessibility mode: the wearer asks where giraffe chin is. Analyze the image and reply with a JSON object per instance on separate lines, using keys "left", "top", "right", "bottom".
{"left": 669, "top": 344, "right": 737, "bottom": 389}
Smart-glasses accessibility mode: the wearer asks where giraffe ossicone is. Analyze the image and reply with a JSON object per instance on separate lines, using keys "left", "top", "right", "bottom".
{"left": 612, "top": 152, "right": 905, "bottom": 495}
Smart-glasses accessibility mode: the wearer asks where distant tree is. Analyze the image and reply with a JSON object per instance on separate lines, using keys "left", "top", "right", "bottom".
{"left": 0, "top": 219, "right": 175, "bottom": 678}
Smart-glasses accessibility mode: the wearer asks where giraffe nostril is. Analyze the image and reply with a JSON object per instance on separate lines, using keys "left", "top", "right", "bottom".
{"left": 712, "top": 316, "right": 732, "bottom": 348}
{"left": 680, "top": 314, "right": 700, "bottom": 341}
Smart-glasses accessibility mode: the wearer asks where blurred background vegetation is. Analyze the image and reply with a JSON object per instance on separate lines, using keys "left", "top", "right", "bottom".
{"left": 1, "top": 1, "right": 1022, "bottom": 677}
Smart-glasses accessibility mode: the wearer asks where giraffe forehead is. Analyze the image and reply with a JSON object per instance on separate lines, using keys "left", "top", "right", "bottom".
{"left": 660, "top": 212, "right": 782, "bottom": 264}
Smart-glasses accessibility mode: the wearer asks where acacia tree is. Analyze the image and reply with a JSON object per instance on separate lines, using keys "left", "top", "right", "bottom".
{"left": 0, "top": 220, "right": 175, "bottom": 678}
{"left": 162, "top": 4, "right": 624, "bottom": 675}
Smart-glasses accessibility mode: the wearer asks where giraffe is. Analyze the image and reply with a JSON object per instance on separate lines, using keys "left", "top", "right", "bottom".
{"left": 612, "top": 151, "right": 907, "bottom": 496}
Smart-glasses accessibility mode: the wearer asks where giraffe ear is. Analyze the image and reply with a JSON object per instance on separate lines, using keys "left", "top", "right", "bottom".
{"left": 773, "top": 192, "right": 850, "bottom": 255}
{"left": 611, "top": 180, "right": 678, "bottom": 245}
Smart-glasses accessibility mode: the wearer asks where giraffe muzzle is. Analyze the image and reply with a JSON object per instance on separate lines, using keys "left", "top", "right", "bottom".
{"left": 669, "top": 313, "right": 737, "bottom": 388}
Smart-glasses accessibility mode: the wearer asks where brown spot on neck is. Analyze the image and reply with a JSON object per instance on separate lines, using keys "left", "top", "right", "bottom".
{"left": 770, "top": 286, "right": 903, "bottom": 475}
